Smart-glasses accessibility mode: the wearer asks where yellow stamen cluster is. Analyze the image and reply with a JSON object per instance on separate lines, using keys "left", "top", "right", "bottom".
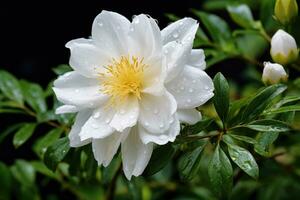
{"left": 100, "top": 56, "right": 146, "bottom": 106}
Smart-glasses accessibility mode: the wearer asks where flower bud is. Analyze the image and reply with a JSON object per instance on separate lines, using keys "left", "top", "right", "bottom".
{"left": 270, "top": 29, "right": 299, "bottom": 65}
{"left": 274, "top": 0, "right": 298, "bottom": 25}
{"left": 262, "top": 62, "right": 288, "bottom": 85}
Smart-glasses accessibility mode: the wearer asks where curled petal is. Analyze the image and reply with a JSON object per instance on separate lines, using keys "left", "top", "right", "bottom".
{"left": 188, "top": 49, "right": 206, "bottom": 70}
{"left": 177, "top": 108, "right": 202, "bottom": 124}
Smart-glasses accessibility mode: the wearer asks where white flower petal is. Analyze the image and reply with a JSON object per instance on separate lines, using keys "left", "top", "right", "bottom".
{"left": 68, "top": 110, "right": 92, "bottom": 147}
{"left": 92, "top": 129, "right": 130, "bottom": 167}
{"left": 53, "top": 71, "right": 108, "bottom": 109}
{"left": 177, "top": 109, "right": 201, "bottom": 124}
{"left": 66, "top": 38, "right": 110, "bottom": 78}
{"left": 121, "top": 127, "right": 153, "bottom": 180}
{"left": 162, "top": 17, "right": 198, "bottom": 45}
{"left": 55, "top": 105, "right": 79, "bottom": 114}
{"left": 92, "top": 10, "right": 130, "bottom": 58}
{"left": 166, "top": 65, "right": 214, "bottom": 109}
{"left": 139, "top": 91, "right": 177, "bottom": 133}
{"left": 79, "top": 107, "right": 115, "bottom": 140}
{"left": 188, "top": 49, "right": 206, "bottom": 70}
{"left": 139, "top": 114, "right": 180, "bottom": 145}
{"left": 110, "top": 96, "right": 139, "bottom": 132}
{"left": 128, "top": 14, "right": 162, "bottom": 60}
{"left": 163, "top": 21, "right": 198, "bottom": 82}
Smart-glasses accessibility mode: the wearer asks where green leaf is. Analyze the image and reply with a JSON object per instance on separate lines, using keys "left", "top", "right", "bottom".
{"left": 229, "top": 134, "right": 256, "bottom": 145}
{"left": 0, "top": 123, "right": 24, "bottom": 144}
{"left": 0, "top": 70, "right": 23, "bottom": 104}
{"left": 227, "top": 4, "right": 255, "bottom": 28}
{"left": 143, "top": 143, "right": 176, "bottom": 176}
{"left": 208, "top": 144, "right": 233, "bottom": 199}
{"left": 20, "top": 80, "right": 47, "bottom": 114}
{"left": 254, "top": 132, "right": 279, "bottom": 157}
{"left": 244, "top": 119, "right": 290, "bottom": 132}
{"left": 224, "top": 137, "right": 259, "bottom": 179}
{"left": 183, "top": 118, "right": 214, "bottom": 135}
{"left": 52, "top": 64, "right": 72, "bottom": 75}
{"left": 178, "top": 142, "right": 206, "bottom": 181}
{"left": 241, "top": 84, "right": 287, "bottom": 123}
{"left": 10, "top": 159, "right": 35, "bottom": 186}
{"left": 193, "top": 11, "right": 234, "bottom": 50}
{"left": 213, "top": 73, "right": 230, "bottom": 124}
{"left": 0, "top": 162, "right": 12, "bottom": 200}
{"left": 13, "top": 123, "right": 37, "bottom": 148}
{"left": 44, "top": 137, "right": 70, "bottom": 171}
{"left": 33, "top": 128, "right": 64, "bottom": 157}
{"left": 263, "top": 105, "right": 300, "bottom": 115}
{"left": 30, "top": 161, "right": 58, "bottom": 179}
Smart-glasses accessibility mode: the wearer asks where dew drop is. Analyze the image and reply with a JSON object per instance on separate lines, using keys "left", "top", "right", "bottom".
{"left": 153, "top": 109, "right": 159, "bottom": 114}
{"left": 173, "top": 32, "right": 179, "bottom": 38}
{"left": 98, "top": 22, "right": 103, "bottom": 27}
{"left": 179, "top": 21, "right": 183, "bottom": 25}
{"left": 92, "top": 123, "right": 99, "bottom": 129}
{"left": 180, "top": 86, "right": 185, "bottom": 90}
{"left": 159, "top": 124, "right": 164, "bottom": 129}
{"left": 189, "top": 88, "right": 194, "bottom": 93}
{"left": 75, "top": 89, "right": 79, "bottom": 93}
{"left": 145, "top": 122, "right": 149, "bottom": 127}
{"left": 169, "top": 118, "right": 174, "bottom": 124}
{"left": 120, "top": 109, "right": 125, "bottom": 114}
{"left": 105, "top": 119, "right": 110, "bottom": 124}
{"left": 204, "top": 86, "right": 209, "bottom": 90}
{"left": 93, "top": 112, "right": 101, "bottom": 119}
{"left": 187, "top": 99, "right": 191, "bottom": 103}
{"left": 192, "top": 80, "right": 197, "bottom": 84}
{"left": 159, "top": 135, "right": 167, "bottom": 140}
{"left": 116, "top": 26, "right": 121, "bottom": 30}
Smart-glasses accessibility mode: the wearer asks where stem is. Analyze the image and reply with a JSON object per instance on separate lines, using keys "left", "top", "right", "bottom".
{"left": 106, "top": 163, "right": 122, "bottom": 200}
{"left": 241, "top": 55, "right": 263, "bottom": 67}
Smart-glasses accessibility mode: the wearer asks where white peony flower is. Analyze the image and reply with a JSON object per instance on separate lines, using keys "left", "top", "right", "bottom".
{"left": 262, "top": 62, "right": 288, "bottom": 85}
{"left": 270, "top": 29, "right": 299, "bottom": 65}
{"left": 53, "top": 10, "right": 214, "bottom": 180}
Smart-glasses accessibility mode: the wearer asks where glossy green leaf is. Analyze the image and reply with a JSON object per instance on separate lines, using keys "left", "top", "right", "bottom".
{"left": 244, "top": 119, "right": 290, "bottom": 132}
{"left": 20, "top": 80, "right": 47, "bottom": 114}
{"left": 224, "top": 139, "right": 259, "bottom": 179}
{"left": 208, "top": 144, "right": 233, "bottom": 199}
{"left": 183, "top": 118, "right": 214, "bottom": 135}
{"left": 143, "top": 143, "right": 176, "bottom": 176}
{"left": 178, "top": 142, "right": 206, "bottom": 181}
{"left": 213, "top": 73, "right": 230, "bottom": 124}
{"left": 13, "top": 123, "right": 37, "bottom": 148}
{"left": 241, "top": 84, "right": 287, "bottom": 123}
{"left": 0, "top": 123, "right": 24, "bottom": 144}
{"left": 10, "top": 159, "right": 35, "bottom": 186}
{"left": 229, "top": 134, "right": 256, "bottom": 145}
{"left": 30, "top": 161, "right": 58, "bottom": 179}
{"left": 33, "top": 128, "right": 64, "bottom": 157}
{"left": 0, "top": 70, "right": 23, "bottom": 104}
{"left": 227, "top": 4, "right": 255, "bottom": 28}
{"left": 44, "top": 137, "right": 70, "bottom": 171}
{"left": 263, "top": 105, "right": 300, "bottom": 115}
{"left": 254, "top": 132, "right": 279, "bottom": 157}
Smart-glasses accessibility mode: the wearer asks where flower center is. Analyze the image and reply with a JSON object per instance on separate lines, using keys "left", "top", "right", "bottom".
{"left": 100, "top": 56, "right": 146, "bottom": 106}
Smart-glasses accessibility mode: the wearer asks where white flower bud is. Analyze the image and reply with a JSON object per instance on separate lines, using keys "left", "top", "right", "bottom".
{"left": 270, "top": 29, "right": 299, "bottom": 65}
{"left": 262, "top": 62, "right": 288, "bottom": 85}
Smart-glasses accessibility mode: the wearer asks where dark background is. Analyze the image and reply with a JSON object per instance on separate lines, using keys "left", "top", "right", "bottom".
{"left": 0, "top": 0, "right": 203, "bottom": 86}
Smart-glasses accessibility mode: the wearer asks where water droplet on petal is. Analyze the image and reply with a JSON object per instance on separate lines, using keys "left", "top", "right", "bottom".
{"left": 105, "top": 119, "right": 110, "bottom": 124}
{"left": 134, "top": 18, "right": 140, "bottom": 24}
{"left": 187, "top": 99, "right": 191, "bottom": 103}
{"left": 75, "top": 89, "right": 79, "bottom": 93}
{"left": 120, "top": 109, "right": 125, "bottom": 114}
{"left": 159, "top": 135, "right": 168, "bottom": 140}
{"left": 169, "top": 118, "right": 174, "bottom": 124}
{"left": 153, "top": 109, "right": 159, "bottom": 114}
{"left": 145, "top": 122, "right": 149, "bottom": 127}
{"left": 179, "top": 21, "right": 183, "bottom": 25}
{"left": 173, "top": 32, "right": 179, "bottom": 38}
{"left": 116, "top": 26, "right": 121, "bottom": 30}
{"left": 93, "top": 112, "right": 101, "bottom": 119}
{"left": 180, "top": 86, "right": 185, "bottom": 90}
{"left": 92, "top": 123, "right": 100, "bottom": 129}
{"left": 98, "top": 22, "right": 103, "bottom": 27}
{"left": 189, "top": 88, "right": 194, "bottom": 93}
{"left": 204, "top": 86, "right": 209, "bottom": 90}
{"left": 159, "top": 124, "right": 164, "bottom": 129}
{"left": 192, "top": 80, "right": 197, "bottom": 84}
